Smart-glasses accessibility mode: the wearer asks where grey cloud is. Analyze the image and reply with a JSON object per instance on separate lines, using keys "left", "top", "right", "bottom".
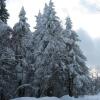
{"left": 77, "top": 28, "right": 100, "bottom": 68}
{"left": 79, "top": 0, "right": 100, "bottom": 13}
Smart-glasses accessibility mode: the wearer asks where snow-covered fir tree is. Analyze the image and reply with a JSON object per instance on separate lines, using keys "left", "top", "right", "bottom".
{"left": 0, "top": 0, "right": 9, "bottom": 23}
{"left": 31, "top": 0, "right": 68, "bottom": 97}
{"left": 62, "top": 16, "right": 92, "bottom": 96}
{"left": 0, "top": 20, "right": 17, "bottom": 99}
{"left": 12, "top": 7, "right": 33, "bottom": 97}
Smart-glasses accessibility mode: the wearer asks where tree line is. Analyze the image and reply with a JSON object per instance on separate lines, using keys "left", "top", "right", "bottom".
{"left": 0, "top": 0, "right": 94, "bottom": 100}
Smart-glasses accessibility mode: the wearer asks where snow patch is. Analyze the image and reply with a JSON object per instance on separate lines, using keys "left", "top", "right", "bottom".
{"left": 12, "top": 94, "right": 100, "bottom": 100}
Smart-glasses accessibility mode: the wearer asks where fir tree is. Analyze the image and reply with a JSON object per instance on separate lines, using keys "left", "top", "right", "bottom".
{"left": 0, "top": 0, "right": 9, "bottom": 23}
{"left": 0, "top": 20, "right": 17, "bottom": 99}
{"left": 12, "top": 7, "right": 33, "bottom": 97}
{"left": 32, "top": 0, "right": 66, "bottom": 97}
{"left": 62, "top": 17, "right": 92, "bottom": 96}
{"left": 13, "top": 6, "right": 32, "bottom": 64}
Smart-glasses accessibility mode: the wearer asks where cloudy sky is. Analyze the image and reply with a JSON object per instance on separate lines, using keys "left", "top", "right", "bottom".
{"left": 6, "top": 0, "right": 100, "bottom": 69}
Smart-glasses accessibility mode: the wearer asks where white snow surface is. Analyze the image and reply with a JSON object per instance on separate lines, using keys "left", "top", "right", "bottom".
{"left": 11, "top": 94, "right": 100, "bottom": 100}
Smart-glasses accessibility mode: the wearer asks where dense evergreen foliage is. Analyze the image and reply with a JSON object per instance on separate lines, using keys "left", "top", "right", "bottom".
{"left": 0, "top": 0, "right": 9, "bottom": 23}
{"left": 0, "top": 0, "right": 93, "bottom": 100}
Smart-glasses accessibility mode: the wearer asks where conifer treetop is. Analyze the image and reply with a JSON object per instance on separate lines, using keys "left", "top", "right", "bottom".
{"left": 65, "top": 16, "right": 72, "bottom": 31}
{"left": 49, "top": 0, "right": 54, "bottom": 8}
{"left": 36, "top": 10, "right": 42, "bottom": 20}
{"left": 35, "top": 11, "right": 43, "bottom": 29}
{"left": 13, "top": 6, "right": 30, "bottom": 34}
{"left": 43, "top": 0, "right": 56, "bottom": 18}
{"left": 19, "top": 6, "right": 27, "bottom": 22}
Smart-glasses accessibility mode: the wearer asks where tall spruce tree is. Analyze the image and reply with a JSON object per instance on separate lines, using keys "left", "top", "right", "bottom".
{"left": 12, "top": 7, "right": 33, "bottom": 97}
{"left": 0, "top": 20, "right": 17, "bottom": 99}
{"left": 0, "top": 0, "right": 9, "bottom": 23}
{"left": 32, "top": 0, "right": 67, "bottom": 97}
{"left": 62, "top": 17, "right": 92, "bottom": 96}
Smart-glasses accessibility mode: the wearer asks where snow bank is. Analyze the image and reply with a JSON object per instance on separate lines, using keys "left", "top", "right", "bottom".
{"left": 11, "top": 94, "right": 100, "bottom": 100}
{"left": 61, "top": 94, "right": 100, "bottom": 100}
{"left": 11, "top": 97, "right": 60, "bottom": 100}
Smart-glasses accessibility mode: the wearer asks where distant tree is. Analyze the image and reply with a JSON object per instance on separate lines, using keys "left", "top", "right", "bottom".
{"left": 0, "top": 0, "right": 9, "bottom": 23}
{"left": 92, "top": 72, "right": 100, "bottom": 94}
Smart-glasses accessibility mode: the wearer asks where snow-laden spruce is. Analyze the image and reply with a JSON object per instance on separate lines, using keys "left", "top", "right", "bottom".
{"left": 62, "top": 17, "right": 93, "bottom": 96}
{"left": 31, "top": 0, "right": 68, "bottom": 97}
{"left": 12, "top": 7, "right": 33, "bottom": 97}
{"left": 0, "top": 20, "right": 17, "bottom": 99}
{"left": 0, "top": 0, "right": 9, "bottom": 23}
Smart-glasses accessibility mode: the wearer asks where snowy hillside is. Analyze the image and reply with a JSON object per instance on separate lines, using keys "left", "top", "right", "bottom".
{"left": 11, "top": 94, "right": 100, "bottom": 100}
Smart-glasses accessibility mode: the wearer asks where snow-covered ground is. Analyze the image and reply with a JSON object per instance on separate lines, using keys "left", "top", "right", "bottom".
{"left": 11, "top": 94, "right": 100, "bottom": 100}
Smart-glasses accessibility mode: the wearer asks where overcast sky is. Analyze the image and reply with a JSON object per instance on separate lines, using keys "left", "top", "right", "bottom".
{"left": 6, "top": 0, "right": 100, "bottom": 68}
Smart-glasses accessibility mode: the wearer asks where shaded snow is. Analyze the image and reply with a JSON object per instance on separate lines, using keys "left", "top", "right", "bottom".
{"left": 11, "top": 97, "right": 60, "bottom": 100}
{"left": 12, "top": 94, "right": 100, "bottom": 100}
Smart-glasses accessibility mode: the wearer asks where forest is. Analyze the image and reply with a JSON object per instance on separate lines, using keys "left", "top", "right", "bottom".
{"left": 0, "top": 0, "right": 99, "bottom": 100}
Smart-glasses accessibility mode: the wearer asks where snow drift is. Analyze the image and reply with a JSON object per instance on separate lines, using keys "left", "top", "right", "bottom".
{"left": 12, "top": 94, "right": 100, "bottom": 100}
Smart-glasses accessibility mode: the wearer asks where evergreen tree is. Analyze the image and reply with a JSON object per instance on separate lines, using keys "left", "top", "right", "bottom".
{"left": 0, "top": 20, "right": 17, "bottom": 99}
{"left": 32, "top": 0, "right": 66, "bottom": 97}
{"left": 0, "top": 0, "right": 9, "bottom": 23}
{"left": 62, "top": 17, "right": 92, "bottom": 96}
{"left": 12, "top": 7, "right": 33, "bottom": 97}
